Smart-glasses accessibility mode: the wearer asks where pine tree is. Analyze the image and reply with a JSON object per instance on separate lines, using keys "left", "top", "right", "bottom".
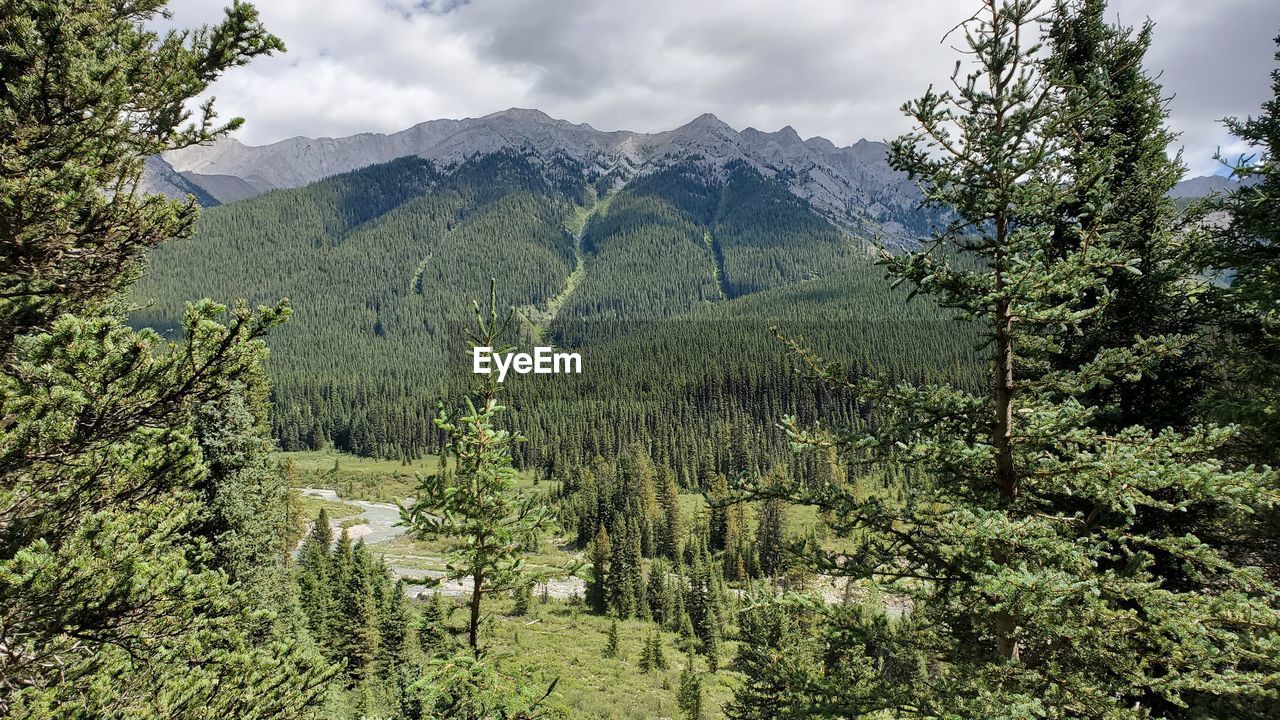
{"left": 622, "top": 442, "right": 660, "bottom": 526}
{"left": 707, "top": 474, "right": 734, "bottom": 551}
{"left": 639, "top": 632, "right": 654, "bottom": 673}
{"left": 604, "top": 618, "right": 621, "bottom": 659}
{"left": 650, "top": 629, "right": 667, "bottom": 671}
{"left": 606, "top": 521, "right": 635, "bottom": 618}
{"left": 703, "top": 623, "right": 721, "bottom": 674}
{"left": 685, "top": 539, "right": 723, "bottom": 667}
{"left": 751, "top": 1, "right": 1280, "bottom": 716}
{"left": 722, "top": 502, "right": 749, "bottom": 581}
{"left": 647, "top": 560, "right": 669, "bottom": 625}
{"left": 658, "top": 466, "right": 683, "bottom": 559}
{"left": 330, "top": 528, "right": 355, "bottom": 632}
{"left": 416, "top": 592, "right": 449, "bottom": 656}
{"left": 627, "top": 516, "right": 649, "bottom": 618}
{"left": 677, "top": 607, "right": 697, "bottom": 653}
{"left": 668, "top": 576, "right": 688, "bottom": 634}
{"left": 1210, "top": 33, "right": 1280, "bottom": 465}
{"left": 403, "top": 281, "right": 562, "bottom": 654}
{"left": 512, "top": 581, "right": 533, "bottom": 617}
{"left": 191, "top": 390, "right": 291, "bottom": 608}
{"left": 298, "top": 509, "right": 336, "bottom": 645}
{"left": 727, "top": 596, "right": 822, "bottom": 720}
{"left": 755, "top": 496, "right": 788, "bottom": 579}
{"left": 677, "top": 654, "right": 705, "bottom": 720}
{"left": 588, "top": 524, "right": 612, "bottom": 613}
{"left": 1040, "top": 0, "right": 1211, "bottom": 431}
{"left": 339, "top": 540, "right": 382, "bottom": 683}
{"left": 0, "top": 1, "right": 337, "bottom": 714}
{"left": 378, "top": 579, "right": 413, "bottom": 671}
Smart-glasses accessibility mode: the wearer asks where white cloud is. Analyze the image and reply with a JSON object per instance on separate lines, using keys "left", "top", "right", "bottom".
{"left": 165, "top": 0, "right": 1280, "bottom": 177}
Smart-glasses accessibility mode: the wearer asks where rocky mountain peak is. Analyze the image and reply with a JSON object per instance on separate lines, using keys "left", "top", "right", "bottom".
{"left": 144, "top": 109, "right": 936, "bottom": 241}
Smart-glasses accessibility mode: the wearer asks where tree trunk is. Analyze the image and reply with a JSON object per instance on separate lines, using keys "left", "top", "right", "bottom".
{"left": 993, "top": 240, "right": 1021, "bottom": 663}
{"left": 469, "top": 567, "right": 483, "bottom": 656}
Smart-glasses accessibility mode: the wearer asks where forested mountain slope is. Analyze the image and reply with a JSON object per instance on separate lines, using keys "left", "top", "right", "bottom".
{"left": 134, "top": 147, "right": 977, "bottom": 467}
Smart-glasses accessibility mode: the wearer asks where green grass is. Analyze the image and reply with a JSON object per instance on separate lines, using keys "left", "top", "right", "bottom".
{"left": 281, "top": 449, "right": 541, "bottom": 503}
{"left": 295, "top": 494, "right": 364, "bottom": 521}
{"left": 425, "top": 594, "right": 740, "bottom": 720}
{"left": 282, "top": 449, "right": 434, "bottom": 502}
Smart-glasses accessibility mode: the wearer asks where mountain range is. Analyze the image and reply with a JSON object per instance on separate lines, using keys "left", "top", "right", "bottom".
{"left": 143, "top": 108, "right": 933, "bottom": 243}
{"left": 143, "top": 108, "right": 1241, "bottom": 235}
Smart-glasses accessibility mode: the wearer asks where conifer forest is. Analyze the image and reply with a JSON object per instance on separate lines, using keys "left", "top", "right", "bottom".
{"left": 4, "top": 0, "right": 1280, "bottom": 718}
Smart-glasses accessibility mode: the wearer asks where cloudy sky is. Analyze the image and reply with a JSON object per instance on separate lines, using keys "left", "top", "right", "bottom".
{"left": 165, "top": 0, "right": 1279, "bottom": 177}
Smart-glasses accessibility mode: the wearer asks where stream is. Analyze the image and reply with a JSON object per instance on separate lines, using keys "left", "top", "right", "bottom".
{"left": 295, "top": 487, "right": 587, "bottom": 600}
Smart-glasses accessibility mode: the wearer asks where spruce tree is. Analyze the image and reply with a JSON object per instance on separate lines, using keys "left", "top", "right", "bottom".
{"left": 659, "top": 466, "right": 683, "bottom": 560}
{"left": 512, "top": 580, "right": 533, "bottom": 617}
{"left": 339, "top": 539, "right": 382, "bottom": 684}
{"left": 588, "top": 524, "right": 612, "bottom": 613}
{"left": 298, "top": 509, "right": 336, "bottom": 646}
{"left": 707, "top": 473, "right": 734, "bottom": 551}
{"left": 650, "top": 629, "right": 667, "bottom": 670}
{"left": 639, "top": 633, "right": 654, "bottom": 673}
{"left": 685, "top": 538, "right": 724, "bottom": 667}
{"left": 378, "top": 579, "right": 413, "bottom": 675}
{"left": 191, "top": 390, "right": 292, "bottom": 608}
{"left": 647, "top": 560, "right": 669, "bottom": 625}
{"left": 403, "top": 281, "right": 563, "bottom": 655}
{"left": 755, "top": 495, "right": 788, "bottom": 579}
{"left": 607, "top": 519, "right": 638, "bottom": 618}
{"left": 727, "top": 596, "right": 822, "bottom": 720}
{"left": 604, "top": 618, "right": 621, "bottom": 659}
{"left": 1040, "top": 0, "right": 1210, "bottom": 432}
{"left": 677, "top": 654, "right": 705, "bottom": 720}
{"left": 627, "top": 516, "right": 649, "bottom": 618}
{"left": 748, "top": 1, "right": 1280, "bottom": 716}
{"left": 416, "top": 592, "right": 449, "bottom": 656}
{"left": 0, "top": 0, "right": 341, "bottom": 713}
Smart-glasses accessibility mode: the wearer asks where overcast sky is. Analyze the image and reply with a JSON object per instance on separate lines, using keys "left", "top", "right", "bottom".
{"left": 165, "top": 0, "right": 1279, "bottom": 177}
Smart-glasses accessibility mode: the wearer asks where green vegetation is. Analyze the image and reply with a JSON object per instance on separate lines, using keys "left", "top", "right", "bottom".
{"left": 133, "top": 145, "right": 979, "bottom": 474}
{"left": 456, "top": 595, "right": 737, "bottom": 719}
{"left": 0, "top": 1, "right": 336, "bottom": 716}
{"left": 8, "top": 0, "right": 1280, "bottom": 718}
{"left": 282, "top": 449, "right": 438, "bottom": 502}
{"left": 1208, "top": 33, "right": 1280, "bottom": 465}
{"left": 404, "top": 286, "right": 566, "bottom": 655}
{"left": 735, "top": 2, "right": 1280, "bottom": 717}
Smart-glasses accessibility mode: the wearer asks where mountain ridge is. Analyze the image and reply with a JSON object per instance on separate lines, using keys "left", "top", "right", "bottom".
{"left": 143, "top": 108, "right": 929, "bottom": 243}
{"left": 141, "top": 107, "right": 1237, "bottom": 244}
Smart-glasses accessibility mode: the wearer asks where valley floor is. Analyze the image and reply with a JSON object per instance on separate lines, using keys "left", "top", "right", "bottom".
{"left": 286, "top": 450, "right": 739, "bottom": 718}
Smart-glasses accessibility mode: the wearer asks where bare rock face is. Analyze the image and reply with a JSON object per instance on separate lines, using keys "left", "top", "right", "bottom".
{"left": 138, "top": 155, "right": 220, "bottom": 207}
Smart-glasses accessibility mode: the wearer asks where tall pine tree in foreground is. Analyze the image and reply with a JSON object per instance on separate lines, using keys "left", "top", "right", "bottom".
{"left": 402, "top": 281, "right": 566, "bottom": 718}
{"left": 404, "top": 281, "right": 567, "bottom": 653}
{"left": 0, "top": 1, "right": 335, "bottom": 716}
{"left": 742, "top": 1, "right": 1280, "bottom": 717}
